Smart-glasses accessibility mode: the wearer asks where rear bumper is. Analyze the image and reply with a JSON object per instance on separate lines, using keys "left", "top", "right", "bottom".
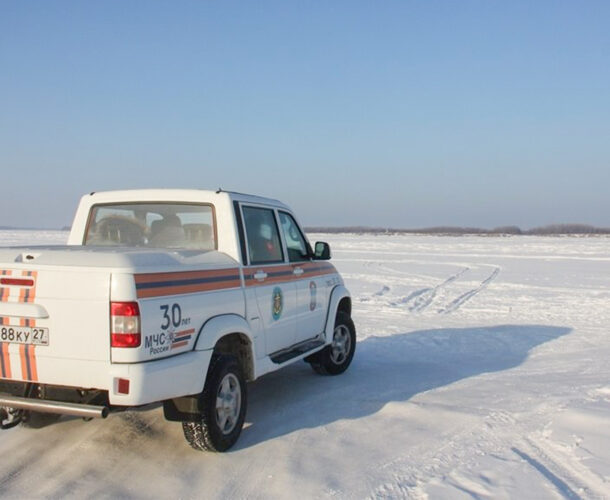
{"left": 0, "top": 349, "right": 213, "bottom": 408}
{"left": 108, "top": 349, "right": 213, "bottom": 406}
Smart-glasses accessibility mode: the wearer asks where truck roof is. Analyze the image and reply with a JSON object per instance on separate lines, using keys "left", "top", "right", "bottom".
{"left": 85, "top": 189, "right": 290, "bottom": 210}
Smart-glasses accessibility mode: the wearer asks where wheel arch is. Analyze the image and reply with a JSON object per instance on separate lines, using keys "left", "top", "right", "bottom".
{"left": 212, "top": 333, "right": 255, "bottom": 382}
{"left": 194, "top": 314, "right": 256, "bottom": 381}
{"left": 323, "top": 285, "right": 352, "bottom": 339}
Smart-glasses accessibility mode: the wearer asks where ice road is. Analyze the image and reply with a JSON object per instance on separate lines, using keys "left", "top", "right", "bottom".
{"left": 1, "top": 231, "right": 609, "bottom": 499}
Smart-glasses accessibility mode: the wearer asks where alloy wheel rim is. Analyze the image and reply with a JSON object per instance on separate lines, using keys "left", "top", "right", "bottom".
{"left": 215, "top": 373, "right": 241, "bottom": 434}
{"left": 330, "top": 324, "right": 351, "bottom": 365}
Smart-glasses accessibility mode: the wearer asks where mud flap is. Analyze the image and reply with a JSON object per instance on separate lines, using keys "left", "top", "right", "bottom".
{"left": 163, "top": 395, "right": 200, "bottom": 422}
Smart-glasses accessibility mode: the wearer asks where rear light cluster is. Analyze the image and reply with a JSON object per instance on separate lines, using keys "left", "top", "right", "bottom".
{"left": 110, "top": 302, "right": 141, "bottom": 348}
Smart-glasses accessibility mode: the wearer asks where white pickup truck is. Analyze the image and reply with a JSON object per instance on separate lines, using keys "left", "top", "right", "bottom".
{"left": 0, "top": 189, "right": 355, "bottom": 451}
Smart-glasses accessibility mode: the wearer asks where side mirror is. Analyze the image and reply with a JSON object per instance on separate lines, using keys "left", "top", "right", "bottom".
{"left": 314, "top": 241, "right": 331, "bottom": 260}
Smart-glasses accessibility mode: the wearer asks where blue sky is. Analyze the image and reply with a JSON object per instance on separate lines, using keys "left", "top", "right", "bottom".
{"left": 2, "top": 1, "right": 609, "bottom": 229}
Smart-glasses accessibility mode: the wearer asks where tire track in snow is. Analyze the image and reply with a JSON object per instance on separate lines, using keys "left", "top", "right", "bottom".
{"left": 374, "top": 285, "right": 390, "bottom": 297}
{"left": 397, "top": 268, "right": 470, "bottom": 312}
{"left": 514, "top": 432, "right": 610, "bottom": 500}
{"left": 359, "top": 285, "right": 390, "bottom": 302}
{"left": 438, "top": 267, "right": 500, "bottom": 315}
{"left": 511, "top": 448, "right": 581, "bottom": 500}
{"left": 365, "top": 403, "right": 573, "bottom": 500}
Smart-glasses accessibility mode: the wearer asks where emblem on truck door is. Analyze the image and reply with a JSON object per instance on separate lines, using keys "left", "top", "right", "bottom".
{"left": 272, "top": 287, "right": 283, "bottom": 320}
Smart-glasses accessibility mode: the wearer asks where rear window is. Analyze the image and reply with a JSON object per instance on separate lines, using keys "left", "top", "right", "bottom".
{"left": 84, "top": 203, "right": 216, "bottom": 250}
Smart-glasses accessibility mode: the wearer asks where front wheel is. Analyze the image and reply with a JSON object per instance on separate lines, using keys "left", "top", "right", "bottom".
{"left": 182, "top": 355, "right": 247, "bottom": 452}
{"left": 308, "top": 311, "right": 356, "bottom": 375}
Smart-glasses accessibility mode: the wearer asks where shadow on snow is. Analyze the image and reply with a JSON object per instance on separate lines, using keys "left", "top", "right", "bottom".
{"left": 0, "top": 324, "right": 572, "bottom": 473}
{"left": 238, "top": 324, "right": 572, "bottom": 449}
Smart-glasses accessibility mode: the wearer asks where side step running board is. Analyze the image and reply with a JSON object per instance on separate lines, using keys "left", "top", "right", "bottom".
{"left": 270, "top": 339, "right": 325, "bottom": 364}
{"left": 0, "top": 395, "right": 109, "bottom": 419}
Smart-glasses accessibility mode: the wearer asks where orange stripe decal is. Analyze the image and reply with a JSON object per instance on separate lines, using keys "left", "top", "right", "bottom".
{"left": 0, "top": 270, "right": 38, "bottom": 304}
{"left": 18, "top": 344, "right": 38, "bottom": 382}
{"left": 0, "top": 270, "right": 12, "bottom": 302}
{"left": 18, "top": 270, "right": 28, "bottom": 303}
{"left": 19, "top": 344, "right": 28, "bottom": 380}
{"left": 28, "top": 345, "right": 38, "bottom": 382}
{"left": 135, "top": 268, "right": 241, "bottom": 284}
{"left": 244, "top": 262, "right": 338, "bottom": 287}
{"left": 0, "top": 343, "right": 12, "bottom": 379}
{"left": 244, "top": 264, "right": 294, "bottom": 287}
{"left": 135, "top": 268, "right": 242, "bottom": 298}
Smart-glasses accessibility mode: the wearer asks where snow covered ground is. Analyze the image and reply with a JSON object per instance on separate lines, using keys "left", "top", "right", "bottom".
{"left": 1, "top": 231, "right": 609, "bottom": 499}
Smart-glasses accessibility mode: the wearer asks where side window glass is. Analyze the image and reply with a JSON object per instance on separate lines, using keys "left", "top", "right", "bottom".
{"left": 279, "top": 212, "right": 309, "bottom": 262}
{"left": 243, "top": 206, "right": 284, "bottom": 265}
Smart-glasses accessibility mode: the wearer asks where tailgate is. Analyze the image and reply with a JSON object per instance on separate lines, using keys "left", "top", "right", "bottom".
{"left": 0, "top": 267, "right": 111, "bottom": 388}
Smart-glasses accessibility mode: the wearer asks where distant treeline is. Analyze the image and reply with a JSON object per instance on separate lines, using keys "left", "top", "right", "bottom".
{"left": 0, "top": 226, "right": 70, "bottom": 231}
{"left": 305, "top": 224, "right": 610, "bottom": 236}
{"left": 2, "top": 224, "right": 609, "bottom": 236}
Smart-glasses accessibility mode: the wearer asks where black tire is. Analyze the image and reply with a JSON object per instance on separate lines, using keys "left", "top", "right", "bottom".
{"left": 308, "top": 311, "right": 356, "bottom": 375}
{"left": 182, "top": 355, "right": 247, "bottom": 452}
{"left": 1, "top": 407, "right": 23, "bottom": 429}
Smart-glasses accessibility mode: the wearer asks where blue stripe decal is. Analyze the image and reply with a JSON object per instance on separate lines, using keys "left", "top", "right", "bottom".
{"left": 173, "top": 335, "right": 191, "bottom": 343}
{"left": 0, "top": 344, "right": 6, "bottom": 378}
{"left": 304, "top": 265, "right": 333, "bottom": 273}
{"left": 136, "top": 274, "right": 241, "bottom": 290}
{"left": 23, "top": 271, "right": 32, "bottom": 302}
{"left": 259, "top": 270, "right": 293, "bottom": 278}
{"left": 24, "top": 345, "right": 32, "bottom": 381}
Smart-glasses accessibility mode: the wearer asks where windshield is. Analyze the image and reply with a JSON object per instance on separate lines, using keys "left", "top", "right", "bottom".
{"left": 84, "top": 202, "right": 216, "bottom": 250}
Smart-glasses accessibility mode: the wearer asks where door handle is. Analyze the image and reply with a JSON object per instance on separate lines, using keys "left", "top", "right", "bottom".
{"left": 293, "top": 267, "right": 304, "bottom": 276}
{"left": 253, "top": 270, "right": 268, "bottom": 281}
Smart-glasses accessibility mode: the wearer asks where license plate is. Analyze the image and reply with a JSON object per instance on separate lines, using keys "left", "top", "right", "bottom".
{"left": 0, "top": 326, "right": 49, "bottom": 346}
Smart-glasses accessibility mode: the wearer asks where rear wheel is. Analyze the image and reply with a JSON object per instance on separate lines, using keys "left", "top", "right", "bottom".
{"left": 308, "top": 311, "right": 356, "bottom": 375}
{"left": 1, "top": 407, "right": 23, "bottom": 429}
{"left": 182, "top": 355, "right": 247, "bottom": 452}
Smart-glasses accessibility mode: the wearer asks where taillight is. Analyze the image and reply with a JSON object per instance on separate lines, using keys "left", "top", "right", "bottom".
{"left": 110, "top": 301, "right": 141, "bottom": 348}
